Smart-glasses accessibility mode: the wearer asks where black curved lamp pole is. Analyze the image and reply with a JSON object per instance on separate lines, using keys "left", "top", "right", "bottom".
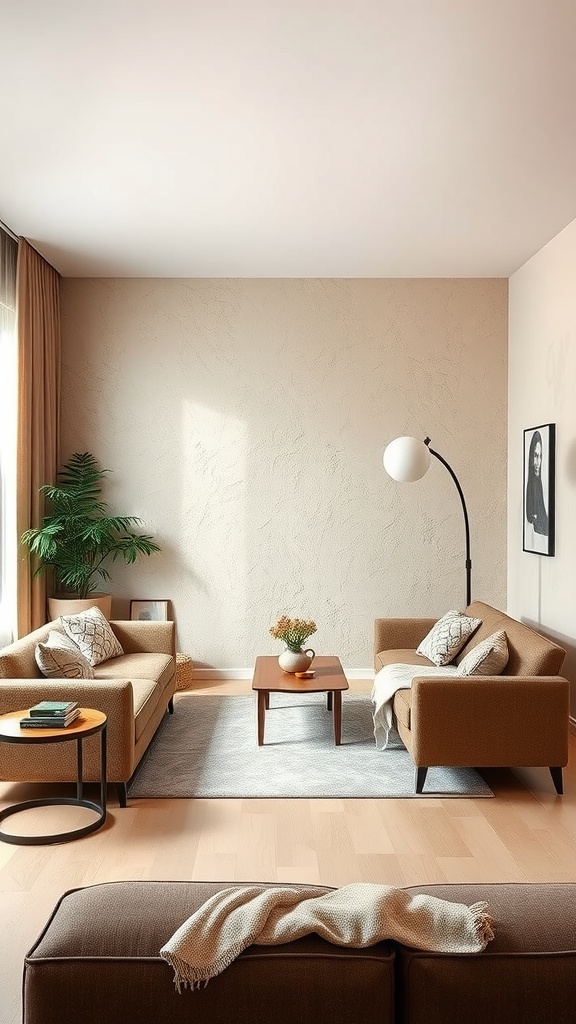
{"left": 424, "top": 437, "right": 472, "bottom": 607}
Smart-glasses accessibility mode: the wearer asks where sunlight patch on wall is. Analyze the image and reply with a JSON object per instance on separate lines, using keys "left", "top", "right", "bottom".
{"left": 181, "top": 399, "right": 247, "bottom": 657}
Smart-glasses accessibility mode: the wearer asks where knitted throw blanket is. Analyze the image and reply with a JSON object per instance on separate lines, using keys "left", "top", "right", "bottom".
{"left": 160, "top": 883, "right": 494, "bottom": 991}
{"left": 372, "top": 663, "right": 458, "bottom": 749}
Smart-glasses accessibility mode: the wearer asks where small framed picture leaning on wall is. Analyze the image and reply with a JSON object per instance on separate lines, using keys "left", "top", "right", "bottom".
{"left": 130, "top": 599, "right": 170, "bottom": 622}
{"left": 523, "top": 423, "right": 555, "bottom": 556}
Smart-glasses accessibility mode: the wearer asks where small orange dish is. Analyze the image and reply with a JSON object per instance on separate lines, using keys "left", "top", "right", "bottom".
{"left": 295, "top": 670, "right": 315, "bottom": 678}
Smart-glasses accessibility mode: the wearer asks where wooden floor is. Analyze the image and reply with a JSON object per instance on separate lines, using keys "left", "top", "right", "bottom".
{"left": 1, "top": 678, "right": 575, "bottom": 1024}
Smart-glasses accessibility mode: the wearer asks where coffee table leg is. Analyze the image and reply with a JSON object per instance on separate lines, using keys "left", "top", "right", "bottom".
{"left": 332, "top": 691, "right": 342, "bottom": 745}
{"left": 257, "top": 691, "right": 267, "bottom": 745}
{"left": 327, "top": 692, "right": 332, "bottom": 711}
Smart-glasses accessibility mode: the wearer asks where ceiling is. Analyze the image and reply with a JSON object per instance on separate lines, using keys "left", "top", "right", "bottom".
{"left": 2, "top": 1, "right": 576, "bottom": 278}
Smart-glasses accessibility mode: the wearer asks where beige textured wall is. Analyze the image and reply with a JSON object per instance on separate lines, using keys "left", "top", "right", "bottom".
{"left": 60, "top": 278, "right": 507, "bottom": 672}
{"left": 509, "top": 218, "right": 576, "bottom": 714}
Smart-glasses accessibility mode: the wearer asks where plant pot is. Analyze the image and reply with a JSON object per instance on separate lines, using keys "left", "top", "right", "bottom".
{"left": 48, "top": 594, "right": 113, "bottom": 621}
{"left": 278, "top": 647, "right": 315, "bottom": 673}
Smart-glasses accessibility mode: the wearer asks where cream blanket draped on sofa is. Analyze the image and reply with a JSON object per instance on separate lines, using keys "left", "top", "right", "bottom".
{"left": 160, "top": 883, "right": 494, "bottom": 990}
{"left": 371, "top": 663, "right": 457, "bottom": 749}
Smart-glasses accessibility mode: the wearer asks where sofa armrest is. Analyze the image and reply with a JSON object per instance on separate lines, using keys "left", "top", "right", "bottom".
{"left": 409, "top": 674, "right": 570, "bottom": 767}
{"left": 0, "top": 678, "right": 136, "bottom": 780}
{"left": 109, "top": 620, "right": 176, "bottom": 659}
{"left": 374, "top": 618, "right": 436, "bottom": 668}
{"left": 0, "top": 677, "right": 134, "bottom": 727}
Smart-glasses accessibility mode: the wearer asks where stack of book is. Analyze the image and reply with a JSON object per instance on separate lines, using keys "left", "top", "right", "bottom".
{"left": 19, "top": 700, "right": 81, "bottom": 729}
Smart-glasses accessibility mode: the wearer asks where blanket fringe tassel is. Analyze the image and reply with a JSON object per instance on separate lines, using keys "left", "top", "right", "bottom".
{"left": 469, "top": 901, "right": 495, "bottom": 949}
{"left": 161, "top": 947, "right": 244, "bottom": 993}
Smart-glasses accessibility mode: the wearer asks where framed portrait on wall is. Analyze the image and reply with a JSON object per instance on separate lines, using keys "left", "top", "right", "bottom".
{"left": 523, "top": 423, "right": 555, "bottom": 556}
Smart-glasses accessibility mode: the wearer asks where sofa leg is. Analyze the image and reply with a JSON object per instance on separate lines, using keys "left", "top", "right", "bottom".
{"left": 415, "top": 767, "right": 428, "bottom": 793}
{"left": 116, "top": 782, "right": 128, "bottom": 807}
{"left": 550, "top": 767, "right": 563, "bottom": 795}
{"left": 168, "top": 697, "right": 174, "bottom": 715}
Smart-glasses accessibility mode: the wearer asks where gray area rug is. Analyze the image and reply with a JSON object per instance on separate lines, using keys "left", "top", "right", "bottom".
{"left": 129, "top": 693, "right": 493, "bottom": 799}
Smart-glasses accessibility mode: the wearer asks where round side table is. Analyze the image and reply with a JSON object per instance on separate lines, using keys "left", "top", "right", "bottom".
{"left": 0, "top": 708, "right": 107, "bottom": 845}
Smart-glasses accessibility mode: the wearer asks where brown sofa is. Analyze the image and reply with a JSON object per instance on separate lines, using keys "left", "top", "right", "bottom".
{"left": 0, "top": 619, "right": 176, "bottom": 806}
{"left": 23, "top": 879, "right": 576, "bottom": 1024}
{"left": 374, "top": 600, "right": 570, "bottom": 794}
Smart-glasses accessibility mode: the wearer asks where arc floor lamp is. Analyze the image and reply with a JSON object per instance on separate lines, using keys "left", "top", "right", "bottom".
{"left": 383, "top": 435, "right": 472, "bottom": 606}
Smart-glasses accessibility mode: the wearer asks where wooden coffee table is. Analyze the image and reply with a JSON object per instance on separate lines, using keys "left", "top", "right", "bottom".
{"left": 252, "top": 655, "right": 349, "bottom": 746}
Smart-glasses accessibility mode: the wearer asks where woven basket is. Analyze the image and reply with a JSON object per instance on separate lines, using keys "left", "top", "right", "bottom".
{"left": 175, "top": 652, "right": 194, "bottom": 691}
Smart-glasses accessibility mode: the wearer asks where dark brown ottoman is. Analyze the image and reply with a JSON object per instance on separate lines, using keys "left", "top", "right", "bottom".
{"left": 24, "top": 880, "right": 576, "bottom": 1024}
{"left": 398, "top": 883, "right": 576, "bottom": 1024}
{"left": 23, "top": 880, "right": 396, "bottom": 1024}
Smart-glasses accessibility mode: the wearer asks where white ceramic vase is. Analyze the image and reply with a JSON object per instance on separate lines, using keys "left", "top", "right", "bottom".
{"left": 278, "top": 647, "right": 315, "bottom": 673}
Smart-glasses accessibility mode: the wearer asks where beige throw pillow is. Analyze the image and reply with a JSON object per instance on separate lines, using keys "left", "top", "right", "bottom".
{"left": 416, "top": 609, "right": 482, "bottom": 667}
{"left": 36, "top": 629, "right": 95, "bottom": 679}
{"left": 456, "top": 629, "right": 509, "bottom": 677}
{"left": 60, "top": 605, "right": 123, "bottom": 667}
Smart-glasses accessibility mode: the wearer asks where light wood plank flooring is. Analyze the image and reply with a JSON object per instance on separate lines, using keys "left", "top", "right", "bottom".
{"left": 1, "top": 678, "right": 575, "bottom": 1024}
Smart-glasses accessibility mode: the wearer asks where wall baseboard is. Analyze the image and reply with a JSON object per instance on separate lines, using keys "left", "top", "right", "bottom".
{"left": 192, "top": 667, "right": 375, "bottom": 681}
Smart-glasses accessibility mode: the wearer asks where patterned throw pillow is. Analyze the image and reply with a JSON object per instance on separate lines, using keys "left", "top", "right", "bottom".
{"left": 60, "top": 605, "right": 124, "bottom": 667}
{"left": 416, "top": 609, "right": 482, "bottom": 667}
{"left": 456, "top": 630, "right": 509, "bottom": 677}
{"left": 35, "top": 629, "right": 95, "bottom": 679}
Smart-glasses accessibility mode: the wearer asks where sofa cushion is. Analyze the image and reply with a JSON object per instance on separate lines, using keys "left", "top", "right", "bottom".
{"left": 416, "top": 610, "right": 482, "bottom": 666}
{"left": 376, "top": 649, "right": 434, "bottom": 672}
{"left": 60, "top": 606, "right": 124, "bottom": 667}
{"left": 131, "top": 679, "right": 163, "bottom": 741}
{"left": 94, "top": 654, "right": 173, "bottom": 742}
{"left": 455, "top": 630, "right": 509, "bottom": 677}
{"left": 94, "top": 652, "right": 174, "bottom": 693}
{"left": 35, "top": 630, "right": 95, "bottom": 679}
{"left": 397, "top": 882, "right": 576, "bottom": 1024}
{"left": 24, "top": 881, "right": 395, "bottom": 1024}
{"left": 460, "top": 601, "right": 565, "bottom": 675}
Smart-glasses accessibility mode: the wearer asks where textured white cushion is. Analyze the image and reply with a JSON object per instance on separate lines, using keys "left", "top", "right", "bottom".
{"left": 60, "top": 605, "right": 124, "bottom": 667}
{"left": 456, "top": 630, "right": 509, "bottom": 677}
{"left": 35, "top": 629, "right": 95, "bottom": 679}
{"left": 416, "top": 609, "right": 482, "bottom": 667}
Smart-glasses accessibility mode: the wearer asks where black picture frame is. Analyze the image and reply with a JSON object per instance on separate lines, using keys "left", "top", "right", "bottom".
{"left": 523, "top": 423, "right": 555, "bottom": 556}
{"left": 129, "top": 599, "right": 170, "bottom": 621}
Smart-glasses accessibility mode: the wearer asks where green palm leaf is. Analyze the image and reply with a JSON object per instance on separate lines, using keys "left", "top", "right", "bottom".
{"left": 21, "top": 452, "right": 161, "bottom": 599}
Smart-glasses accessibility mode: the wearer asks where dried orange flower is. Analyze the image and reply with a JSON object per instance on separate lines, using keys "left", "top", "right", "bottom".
{"left": 269, "top": 616, "right": 317, "bottom": 650}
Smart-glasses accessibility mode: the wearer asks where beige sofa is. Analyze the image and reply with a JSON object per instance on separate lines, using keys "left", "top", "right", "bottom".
{"left": 0, "top": 619, "right": 176, "bottom": 806}
{"left": 374, "top": 601, "right": 569, "bottom": 794}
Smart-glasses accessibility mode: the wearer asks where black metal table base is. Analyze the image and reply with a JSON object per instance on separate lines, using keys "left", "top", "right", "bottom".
{"left": 0, "top": 795, "right": 106, "bottom": 845}
{"left": 0, "top": 721, "right": 107, "bottom": 846}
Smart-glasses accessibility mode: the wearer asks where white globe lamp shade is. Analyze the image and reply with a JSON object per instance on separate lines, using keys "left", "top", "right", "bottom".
{"left": 383, "top": 436, "right": 431, "bottom": 482}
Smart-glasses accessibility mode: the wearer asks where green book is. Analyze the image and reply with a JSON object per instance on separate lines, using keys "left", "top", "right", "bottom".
{"left": 29, "top": 700, "right": 79, "bottom": 717}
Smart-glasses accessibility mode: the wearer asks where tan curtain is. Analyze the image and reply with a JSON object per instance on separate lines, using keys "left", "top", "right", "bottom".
{"left": 16, "top": 239, "right": 61, "bottom": 636}
{"left": 0, "top": 226, "right": 18, "bottom": 646}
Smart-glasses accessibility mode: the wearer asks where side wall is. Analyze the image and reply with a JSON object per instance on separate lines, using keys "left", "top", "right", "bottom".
{"left": 60, "top": 278, "right": 507, "bottom": 673}
{"left": 509, "top": 218, "right": 576, "bottom": 716}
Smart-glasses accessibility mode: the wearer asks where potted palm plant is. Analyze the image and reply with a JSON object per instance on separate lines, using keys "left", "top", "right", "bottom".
{"left": 21, "top": 451, "right": 161, "bottom": 619}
